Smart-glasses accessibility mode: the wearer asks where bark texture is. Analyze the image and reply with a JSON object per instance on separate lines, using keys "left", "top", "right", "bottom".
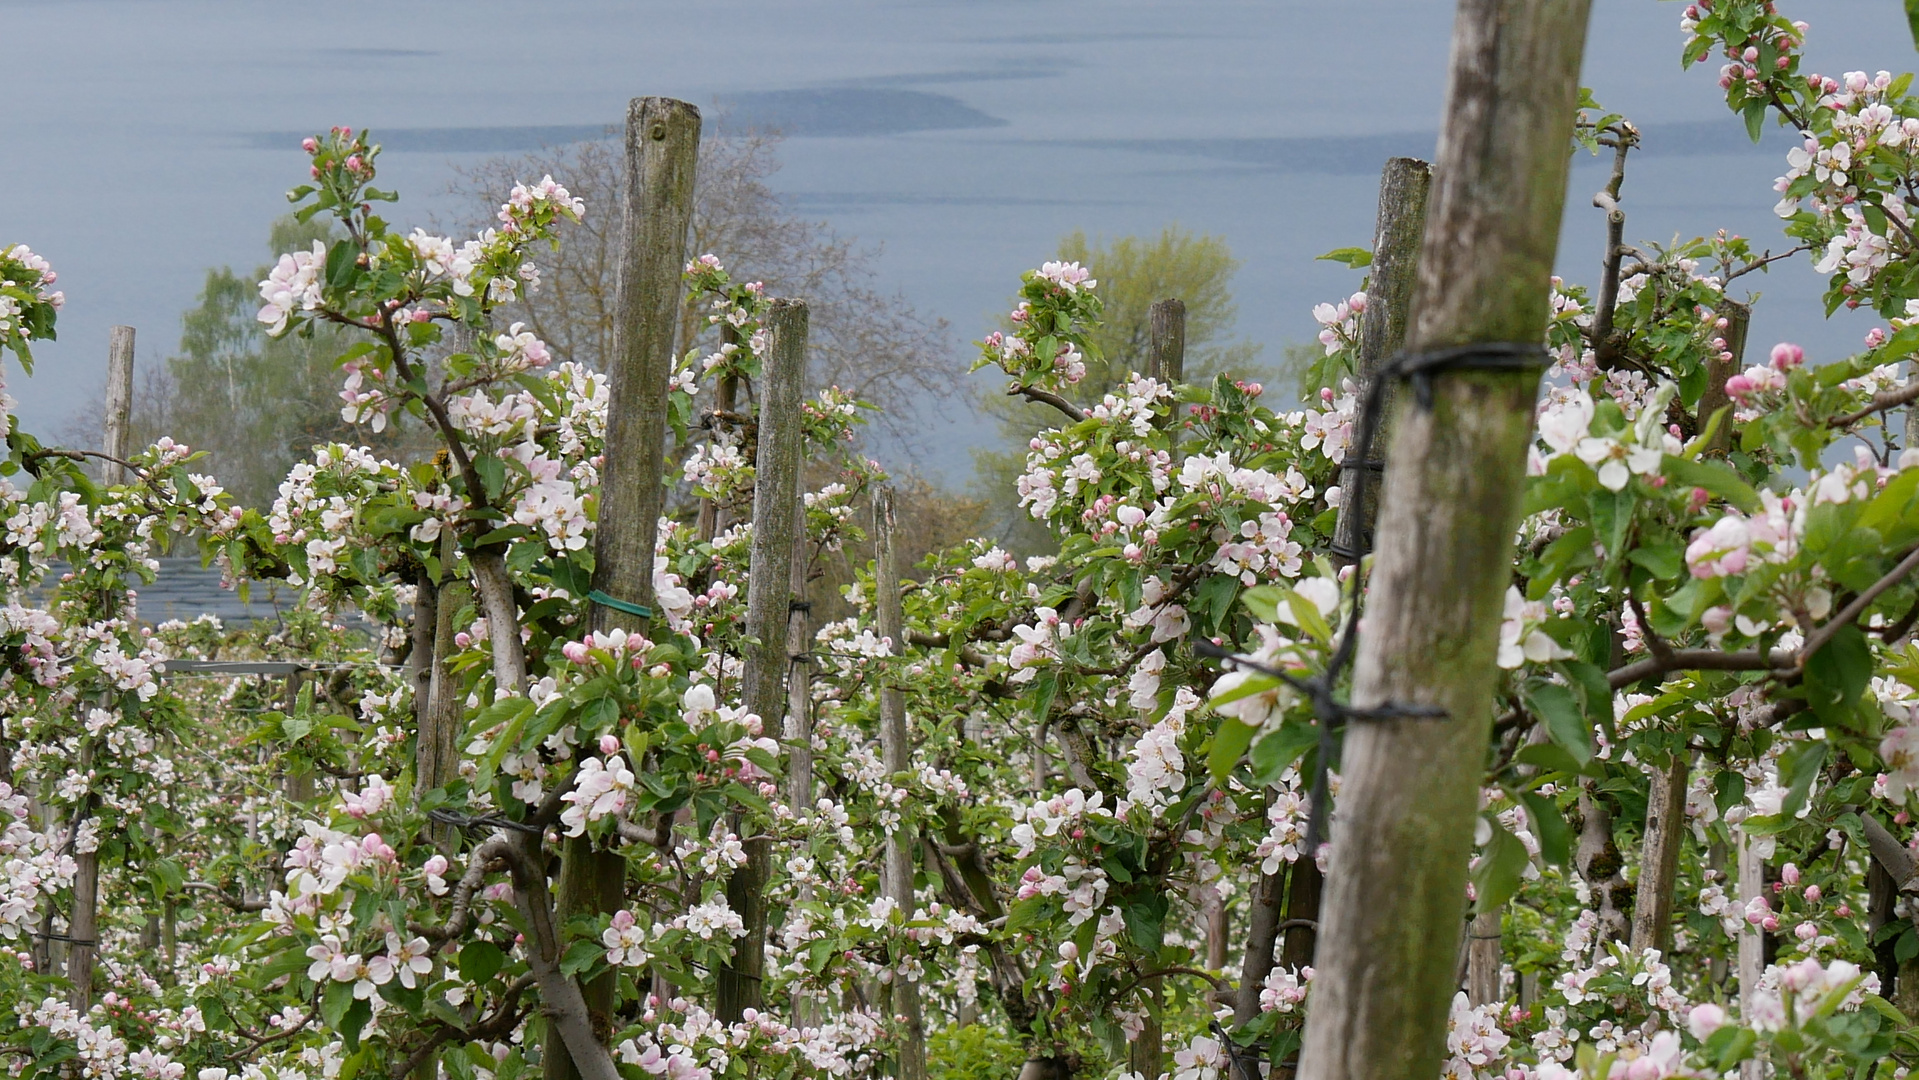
{"left": 1332, "top": 157, "right": 1432, "bottom": 566}
{"left": 601, "top": 96, "right": 701, "bottom": 612}
{"left": 547, "top": 96, "right": 700, "bottom": 1080}
{"left": 1629, "top": 757, "right": 1689, "bottom": 954}
{"left": 1296, "top": 4, "right": 1592, "bottom": 1080}
{"left": 875, "top": 486, "right": 926, "bottom": 1080}
{"left": 718, "top": 298, "right": 809, "bottom": 1021}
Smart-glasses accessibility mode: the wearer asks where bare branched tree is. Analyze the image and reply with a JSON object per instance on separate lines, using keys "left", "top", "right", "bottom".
{"left": 446, "top": 130, "right": 958, "bottom": 442}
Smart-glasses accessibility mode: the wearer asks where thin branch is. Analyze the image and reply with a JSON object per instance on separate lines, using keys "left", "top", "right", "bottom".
{"left": 1009, "top": 383, "right": 1088, "bottom": 423}
{"left": 1833, "top": 380, "right": 1919, "bottom": 428}
{"left": 180, "top": 882, "right": 268, "bottom": 913}
{"left": 1723, "top": 244, "right": 1811, "bottom": 285}
{"left": 1606, "top": 648, "right": 1792, "bottom": 690}
{"left": 1797, "top": 545, "right": 1919, "bottom": 663}
{"left": 223, "top": 1002, "right": 321, "bottom": 1063}
{"left": 409, "top": 835, "right": 509, "bottom": 943}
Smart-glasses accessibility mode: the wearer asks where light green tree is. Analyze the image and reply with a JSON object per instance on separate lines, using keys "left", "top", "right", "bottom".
{"left": 137, "top": 217, "right": 424, "bottom": 506}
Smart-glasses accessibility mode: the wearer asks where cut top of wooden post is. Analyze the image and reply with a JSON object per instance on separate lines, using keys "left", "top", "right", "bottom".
{"left": 593, "top": 97, "right": 701, "bottom": 626}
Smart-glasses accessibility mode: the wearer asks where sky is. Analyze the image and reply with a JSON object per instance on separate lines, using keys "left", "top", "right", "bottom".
{"left": 3, "top": 0, "right": 1914, "bottom": 485}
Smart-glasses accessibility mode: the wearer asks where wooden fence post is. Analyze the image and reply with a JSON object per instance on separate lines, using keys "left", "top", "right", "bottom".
{"left": 1124, "top": 302, "right": 1183, "bottom": 1078}
{"left": 1239, "top": 158, "right": 1431, "bottom": 1030}
{"left": 786, "top": 497, "right": 815, "bottom": 815}
{"left": 69, "top": 326, "right": 138, "bottom": 1012}
{"left": 875, "top": 486, "right": 926, "bottom": 1080}
{"left": 1296, "top": 4, "right": 1593, "bottom": 1080}
{"left": 718, "top": 298, "right": 809, "bottom": 1022}
{"left": 1738, "top": 833, "right": 1765, "bottom": 1080}
{"left": 104, "top": 325, "right": 135, "bottom": 483}
{"left": 545, "top": 95, "right": 701, "bottom": 1080}
{"left": 1629, "top": 756, "right": 1690, "bottom": 953}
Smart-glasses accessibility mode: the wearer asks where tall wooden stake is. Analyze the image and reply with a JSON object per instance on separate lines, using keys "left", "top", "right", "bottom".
{"left": 874, "top": 486, "right": 926, "bottom": 1080}
{"left": 1332, "top": 158, "right": 1433, "bottom": 565}
{"left": 786, "top": 497, "right": 815, "bottom": 815}
{"left": 71, "top": 326, "right": 137, "bottom": 1012}
{"left": 1241, "top": 158, "right": 1431, "bottom": 1029}
{"left": 546, "top": 95, "right": 700, "bottom": 1080}
{"left": 718, "top": 298, "right": 809, "bottom": 1022}
{"left": 1738, "top": 833, "right": 1765, "bottom": 1080}
{"left": 1124, "top": 301, "right": 1183, "bottom": 1077}
{"left": 1297, "top": 5, "right": 1593, "bottom": 1080}
{"left": 1629, "top": 756, "right": 1690, "bottom": 953}
{"left": 104, "top": 326, "right": 135, "bottom": 484}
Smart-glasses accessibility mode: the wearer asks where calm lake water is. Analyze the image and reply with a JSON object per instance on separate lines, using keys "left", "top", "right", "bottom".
{"left": 4, "top": 0, "right": 1914, "bottom": 485}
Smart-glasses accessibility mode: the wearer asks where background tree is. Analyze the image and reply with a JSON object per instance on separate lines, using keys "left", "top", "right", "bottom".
{"left": 971, "top": 224, "right": 1262, "bottom": 551}
{"left": 78, "top": 217, "right": 429, "bottom": 506}
{"left": 445, "top": 129, "right": 957, "bottom": 442}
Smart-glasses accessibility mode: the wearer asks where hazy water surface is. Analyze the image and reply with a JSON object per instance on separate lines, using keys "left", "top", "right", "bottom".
{"left": 4, "top": 0, "right": 1913, "bottom": 480}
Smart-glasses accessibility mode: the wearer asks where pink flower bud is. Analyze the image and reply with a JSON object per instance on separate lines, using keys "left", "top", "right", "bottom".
{"left": 1804, "top": 884, "right": 1822, "bottom": 902}
{"left": 1838, "top": 902, "right": 1853, "bottom": 917}
{"left": 302, "top": 137, "right": 318, "bottom": 153}
{"left": 1794, "top": 921, "right": 1817, "bottom": 940}
{"left": 1762, "top": 915, "right": 1780, "bottom": 931}
{"left": 1770, "top": 342, "right": 1804, "bottom": 369}
{"left": 1782, "top": 862, "right": 1801, "bottom": 885}
{"left": 562, "top": 641, "right": 589, "bottom": 664}
{"left": 600, "top": 734, "right": 621, "bottom": 755}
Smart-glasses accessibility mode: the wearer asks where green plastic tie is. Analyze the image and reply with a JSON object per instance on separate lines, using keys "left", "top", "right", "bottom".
{"left": 586, "top": 590, "right": 653, "bottom": 619}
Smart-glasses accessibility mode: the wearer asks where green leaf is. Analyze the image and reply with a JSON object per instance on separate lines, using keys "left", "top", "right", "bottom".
{"left": 1315, "top": 246, "right": 1373, "bottom": 269}
{"left": 1521, "top": 681, "right": 1592, "bottom": 765}
{"left": 560, "top": 938, "right": 603, "bottom": 978}
{"left": 1590, "top": 488, "right": 1635, "bottom": 557}
{"left": 458, "top": 940, "right": 505, "bottom": 984}
{"left": 1471, "top": 820, "right": 1529, "bottom": 913}
{"left": 1249, "top": 720, "right": 1319, "bottom": 786}
{"left": 1707, "top": 1026, "right": 1757, "bottom": 1072}
{"left": 324, "top": 239, "right": 358, "bottom": 290}
{"left": 1663, "top": 456, "right": 1760, "bottom": 513}
{"left": 1778, "top": 740, "right": 1828, "bottom": 820}
{"left": 1805, "top": 622, "right": 1872, "bottom": 726}
{"left": 1210, "top": 718, "right": 1258, "bottom": 781}
{"left": 321, "top": 978, "right": 356, "bottom": 1030}
{"left": 1514, "top": 742, "right": 1584, "bottom": 776}
{"left": 1122, "top": 892, "right": 1169, "bottom": 951}
{"left": 341, "top": 996, "right": 372, "bottom": 1051}
{"left": 474, "top": 455, "right": 507, "bottom": 504}
{"left": 1520, "top": 792, "right": 1572, "bottom": 867}
{"left": 1625, "top": 543, "right": 1683, "bottom": 582}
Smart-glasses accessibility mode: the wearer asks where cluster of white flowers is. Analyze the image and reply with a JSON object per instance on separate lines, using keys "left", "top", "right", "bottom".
{"left": 0, "top": 780, "right": 77, "bottom": 937}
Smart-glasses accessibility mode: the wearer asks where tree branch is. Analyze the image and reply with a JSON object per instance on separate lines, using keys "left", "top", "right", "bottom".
{"left": 1008, "top": 383, "right": 1087, "bottom": 423}
{"left": 1797, "top": 545, "right": 1919, "bottom": 663}
{"left": 496, "top": 830, "right": 622, "bottom": 1080}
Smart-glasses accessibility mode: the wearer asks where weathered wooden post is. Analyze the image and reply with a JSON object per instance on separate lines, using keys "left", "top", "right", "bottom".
{"left": 1123, "top": 300, "right": 1183, "bottom": 1078}
{"left": 785, "top": 497, "right": 815, "bottom": 815}
{"left": 1239, "top": 157, "right": 1431, "bottom": 1029}
{"left": 104, "top": 326, "right": 135, "bottom": 484}
{"left": 1332, "top": 158, "right": 1433, "bottom": 565}
{"left": 1296, "top": 4, "right": 1593, "bottom": 1080}
{"left": 874, "top": 485, "right": 927, "bottom": 1080}
{"left": 718, "top": 298, "right": 809, "bottom": 1022}
{"left": 70, "top": 326, "right": 138, "bottom": 1012}
{"left": 1629, "top": 756, "right": 1689, "bottom": 953}
{"left": 1737, "top": 834, "right": 1765, "bottom": 1080}
{"left": 546, "top": 95, "right": 700, "bottom": 1080}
